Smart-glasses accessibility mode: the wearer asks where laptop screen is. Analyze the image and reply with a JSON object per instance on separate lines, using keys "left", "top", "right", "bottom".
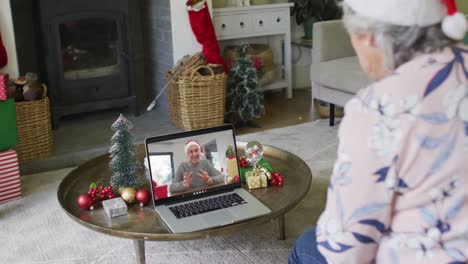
{"left": 144, "top": 125, "right": 241, "bottom": 205}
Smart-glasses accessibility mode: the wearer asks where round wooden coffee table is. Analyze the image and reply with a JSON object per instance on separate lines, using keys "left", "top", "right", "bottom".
{"left": 57, "top": 142, "right": 312, "bottom": 264}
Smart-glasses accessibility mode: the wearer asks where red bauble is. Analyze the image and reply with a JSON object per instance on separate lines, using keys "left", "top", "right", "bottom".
{"left": 136, "top": 189, "right": 151, "bottom": 206}
{"left": 77, "top": 193, "right": 93, "bottom": 210}
{"left": 233, "top": 175, "right": 240, "bottom": 183}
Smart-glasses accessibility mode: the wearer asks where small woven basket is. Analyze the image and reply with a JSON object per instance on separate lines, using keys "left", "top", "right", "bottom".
{"left": 168, "top": 66, "right": 227, "bottom": 131}
{"left": 14, "top": 84, "right": 53, "bottom": 162}
{"left": 317, "top": 100, "right": 344, "bottom": 118}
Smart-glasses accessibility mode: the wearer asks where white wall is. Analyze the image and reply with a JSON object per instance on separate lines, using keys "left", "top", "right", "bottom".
{"left": 0, "top": 0, "right": 19, "bottom": 77}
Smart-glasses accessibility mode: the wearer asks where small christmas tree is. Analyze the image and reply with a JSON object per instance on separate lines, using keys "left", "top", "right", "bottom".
{"left": 109, "top": 114, "right": 141, "bottom": 189}
{"left": 225, "top": 43, "right": 265, "bottom": 125}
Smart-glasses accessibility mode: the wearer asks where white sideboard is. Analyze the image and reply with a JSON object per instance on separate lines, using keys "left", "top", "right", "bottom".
{"left": 212, "top": 3, "right": 294, "bottom": 98}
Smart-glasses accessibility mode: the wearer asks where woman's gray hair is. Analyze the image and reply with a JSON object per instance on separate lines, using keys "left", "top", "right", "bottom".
{"left": 342, "top": 3, "right": 456, "bottom": 70}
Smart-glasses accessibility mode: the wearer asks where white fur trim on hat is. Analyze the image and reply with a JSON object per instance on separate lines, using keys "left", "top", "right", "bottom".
{"left": 442, "top": 12, "right": 468, "bottom": 40}
{"left": 184, "top": 140, "right": 202, "bottom": 156}
{"left": 187, "top": 0, "right": 206, "bottom": 11}
{"left": 344, "top": 0, "right": 446, "bottom": 26}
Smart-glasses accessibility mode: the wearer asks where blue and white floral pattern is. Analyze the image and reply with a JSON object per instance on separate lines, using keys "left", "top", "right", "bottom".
{"left": 315, "top": 46, "right": 468, "bottom": 264}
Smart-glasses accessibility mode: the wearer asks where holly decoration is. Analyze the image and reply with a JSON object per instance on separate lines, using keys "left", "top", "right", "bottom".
{"left": 88, "top": 183, "right": 116, "bottom": 203}
{"left": 238, "top": 156, "right": 249, "bottom": 168}
{"left": 136, "top": 188, "right": 152, "bottom": 207}
{"left": 77, "top": 194, "right": 93, "bottom": 210}
{"left": 270, "top": 172, "right": 284, "bottom": 187}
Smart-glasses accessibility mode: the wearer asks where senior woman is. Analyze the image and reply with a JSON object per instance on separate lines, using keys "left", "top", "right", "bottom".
{"left": 289, "top": 0, "right": 468, "bottom": 263}
{"left": 170, "top": 140, "right": 224, "bottom": 193}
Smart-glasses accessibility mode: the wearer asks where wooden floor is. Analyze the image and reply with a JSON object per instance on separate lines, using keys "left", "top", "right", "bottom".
{"left": 236, "top": 88, "right": 317, "bottom": 135}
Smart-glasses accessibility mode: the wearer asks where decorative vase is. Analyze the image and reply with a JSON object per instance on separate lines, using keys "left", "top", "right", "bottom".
{"left": 303, "top": 17, "right": 315, "bottom": 40}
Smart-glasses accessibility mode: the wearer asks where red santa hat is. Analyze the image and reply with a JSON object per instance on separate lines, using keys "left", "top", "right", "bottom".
{"left": 184, "top": 140, "right": 203, "bottom": 156}
{"left": 345, "top": 0, "right": 467, "bottom": 40}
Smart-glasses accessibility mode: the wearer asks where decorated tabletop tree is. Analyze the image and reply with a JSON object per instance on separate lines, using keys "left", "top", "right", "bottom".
{"left": 225, "top": 42, "right": 265, "bottom": 126}
{"left": 109, "top": 114, "right": 141, "bottom": 190}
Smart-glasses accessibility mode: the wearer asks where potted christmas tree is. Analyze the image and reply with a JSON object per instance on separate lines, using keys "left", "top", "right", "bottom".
{"left": 290, "top": 0, "right": 342, "bottom": 40}
{"left": 225, "top": 43, "right": 265, "bottom": 127}
{"left": 109, "top": 114, "right": 141, "bottom": 190}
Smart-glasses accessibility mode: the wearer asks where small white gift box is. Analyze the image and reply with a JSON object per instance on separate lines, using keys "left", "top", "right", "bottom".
{"left": 102, "top": 197, "right": 128, "bottom": 218}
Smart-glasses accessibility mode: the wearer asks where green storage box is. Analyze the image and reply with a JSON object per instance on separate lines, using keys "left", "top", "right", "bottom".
{"left": 0, "top": 99, "right": 18, "bottom": 151}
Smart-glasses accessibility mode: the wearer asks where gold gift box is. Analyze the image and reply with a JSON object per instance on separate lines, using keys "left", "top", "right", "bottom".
{"left": 245, "top": 169, "right": 267, "bottom": 189}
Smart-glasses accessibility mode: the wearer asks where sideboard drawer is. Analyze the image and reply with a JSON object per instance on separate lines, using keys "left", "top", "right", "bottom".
{"left": 214, "top": 14, "right": 252, "bottom": 37}
{"left": 252, "top": 11, "right": 288, "bottom": 33}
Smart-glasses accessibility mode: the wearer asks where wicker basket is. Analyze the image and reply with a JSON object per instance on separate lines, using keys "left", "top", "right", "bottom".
{"left": 14, "top": 84, "right": 53, "bottom": 162}
{"left": 317, "top": 100, "right": 344, "bottom": 118}
{"left": 168, "top": 66, "right": 227, "bottom": 131}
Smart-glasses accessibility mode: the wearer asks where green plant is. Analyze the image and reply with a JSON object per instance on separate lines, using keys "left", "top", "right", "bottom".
{"left": 290, "top": 0, "right": 342, "bottom": 25}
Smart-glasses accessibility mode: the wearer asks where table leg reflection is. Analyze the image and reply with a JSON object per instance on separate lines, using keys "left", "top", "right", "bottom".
{"left": 278, "top": 215, "right": 285, "bottom": 240}
{"left": 133, "top": 239, "right": 146, "bottom": 264}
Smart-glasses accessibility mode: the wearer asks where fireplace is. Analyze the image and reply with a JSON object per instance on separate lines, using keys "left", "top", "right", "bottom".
{"left": 11, "top": 0, "right": 173, "bottom": 127}
{"left": 13, "top": 0, "right": 147, "bottom": 127}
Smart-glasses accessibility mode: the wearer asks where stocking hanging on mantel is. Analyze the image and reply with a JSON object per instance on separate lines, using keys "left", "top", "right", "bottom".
{"left": 186, "top": 0, "right": 226, "bottom": 71}
{"left": 0, "top": 31, "right": 7, "bottom": 68}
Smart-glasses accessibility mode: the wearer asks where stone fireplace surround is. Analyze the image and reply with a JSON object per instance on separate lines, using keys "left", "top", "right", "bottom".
{"left": 9, "top": 0, "right": 174, "bottom": 125}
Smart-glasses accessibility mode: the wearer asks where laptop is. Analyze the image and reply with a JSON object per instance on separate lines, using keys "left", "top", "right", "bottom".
{"left": 144, "top": 124, "right": 271, "bottom": 233}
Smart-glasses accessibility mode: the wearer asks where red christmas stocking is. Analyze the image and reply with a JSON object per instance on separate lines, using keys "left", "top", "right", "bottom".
{"left": 187, "top": 1, "right": 225, "bottom": 69}
{"left": 0, "top": 32, "right": 7, "bottom": 68}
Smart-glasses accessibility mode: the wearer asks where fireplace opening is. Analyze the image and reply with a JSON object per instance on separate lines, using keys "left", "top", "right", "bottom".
{"left": 60, "top": 18, "right": 121, "bottom": 80}
{"left": 33, "top": 0, "right": 147, "bottom": 128}
{"left": 10, "top": 0, "right": 170, "bottom": 129}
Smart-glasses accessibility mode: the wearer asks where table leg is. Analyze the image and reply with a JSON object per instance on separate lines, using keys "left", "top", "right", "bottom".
{"left": 278, "top": 215, "right": 285, "bottom": 240}
{"left": 133, "top": 239, "right": 146, "bottom": 264}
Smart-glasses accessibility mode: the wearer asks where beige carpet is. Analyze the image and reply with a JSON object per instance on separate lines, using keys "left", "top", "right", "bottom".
{"left": 0, "top": 119, "right": 338, "bottom": 264}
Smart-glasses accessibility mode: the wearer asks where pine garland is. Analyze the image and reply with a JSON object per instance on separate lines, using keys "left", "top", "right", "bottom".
{"left": 225, "top": 43, "right": 265, "bottom": 124}
{"left": 109, "top": 114, "right": 141, "bottom": 189}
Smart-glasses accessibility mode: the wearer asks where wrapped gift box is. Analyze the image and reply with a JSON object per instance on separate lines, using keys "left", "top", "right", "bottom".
{"left": 245, "top": 169, "right": 268, "bottom": 190}
{"left": 0, "top": 74, "right": 7, "bottom": 101}
{"left": 239, "top": 159, "right": 272, "bottom": 183}
{"left": 102, "top": 197, "right": 128, "bottom": 218}
{"left": 0, "top": 150, "right": 22, "bottom": 204}
{"left": 226, "top": 158, "right": 239, "bottom": 183}
{"left": 0, "top": 98, "right": 18, "bottom": 151}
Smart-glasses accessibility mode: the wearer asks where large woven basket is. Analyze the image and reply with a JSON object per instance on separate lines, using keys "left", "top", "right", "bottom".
{"left": 14, "top": 84, "right": 53, "bottom": 162}
{"left": 168, "top": 66, "right": 227, "bottom": 131}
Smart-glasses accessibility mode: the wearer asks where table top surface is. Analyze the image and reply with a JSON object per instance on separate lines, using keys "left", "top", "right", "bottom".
{"left": 57, "top": 142, "right": 312, "bottom": 241}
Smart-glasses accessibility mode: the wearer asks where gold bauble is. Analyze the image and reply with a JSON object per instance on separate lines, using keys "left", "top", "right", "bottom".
{"left": 120, "top": 187, "right": 136, "bottom": 204}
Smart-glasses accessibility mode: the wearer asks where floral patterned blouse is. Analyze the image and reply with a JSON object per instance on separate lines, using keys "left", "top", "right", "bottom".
{"left": 316, "top": 45, "right": 468, "bottom": 264}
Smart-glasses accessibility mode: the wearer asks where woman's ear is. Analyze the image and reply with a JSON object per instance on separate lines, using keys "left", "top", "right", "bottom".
{"left": 355, "top": 32, "right": 375, "bottom": 47}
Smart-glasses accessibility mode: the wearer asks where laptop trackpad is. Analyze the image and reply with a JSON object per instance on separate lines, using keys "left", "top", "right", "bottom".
{"left": 202, "top": 210, "right": 238, "bottom": 226}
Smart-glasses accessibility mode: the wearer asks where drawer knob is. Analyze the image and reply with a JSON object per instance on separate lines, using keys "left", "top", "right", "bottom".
{"left": 277, "top": 17, "right": 281, "bottom": 23}
{"left": 259, "top": 20, "right": 263, "bottom": 26}
{"left": 240, "top": 22, "right": 245, "bottom": 28}
{"left": 222, "top": 24, "right": 226, "bottom": 31}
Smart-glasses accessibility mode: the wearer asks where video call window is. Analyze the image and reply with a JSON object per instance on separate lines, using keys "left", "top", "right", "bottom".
{"left": 146, "top": 130, "right": 239, "bottom": 200}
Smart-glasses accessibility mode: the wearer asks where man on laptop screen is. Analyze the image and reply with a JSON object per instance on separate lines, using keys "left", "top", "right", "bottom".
{"left": 170, "top": 140, "right": 225, "bottom": 194}
{"left": 145, "top": 125, "right": 271, "bottom": 233}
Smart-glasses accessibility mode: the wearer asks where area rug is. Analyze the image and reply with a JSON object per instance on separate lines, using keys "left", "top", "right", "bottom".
{"left": 0, "top": 119, "right": 338, "bottom": 264}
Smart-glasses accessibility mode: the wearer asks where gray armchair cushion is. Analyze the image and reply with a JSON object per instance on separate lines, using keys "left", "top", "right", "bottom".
{"left": 310, "top": 56, "right": 371, "bottom": 94}
{"left": 313, "top": 20, "right": 356, "bottom": 63}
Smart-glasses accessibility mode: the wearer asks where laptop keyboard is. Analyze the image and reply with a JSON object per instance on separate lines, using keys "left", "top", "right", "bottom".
{"left": 169, "top": 193, "right": 247, "bottom": 219}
